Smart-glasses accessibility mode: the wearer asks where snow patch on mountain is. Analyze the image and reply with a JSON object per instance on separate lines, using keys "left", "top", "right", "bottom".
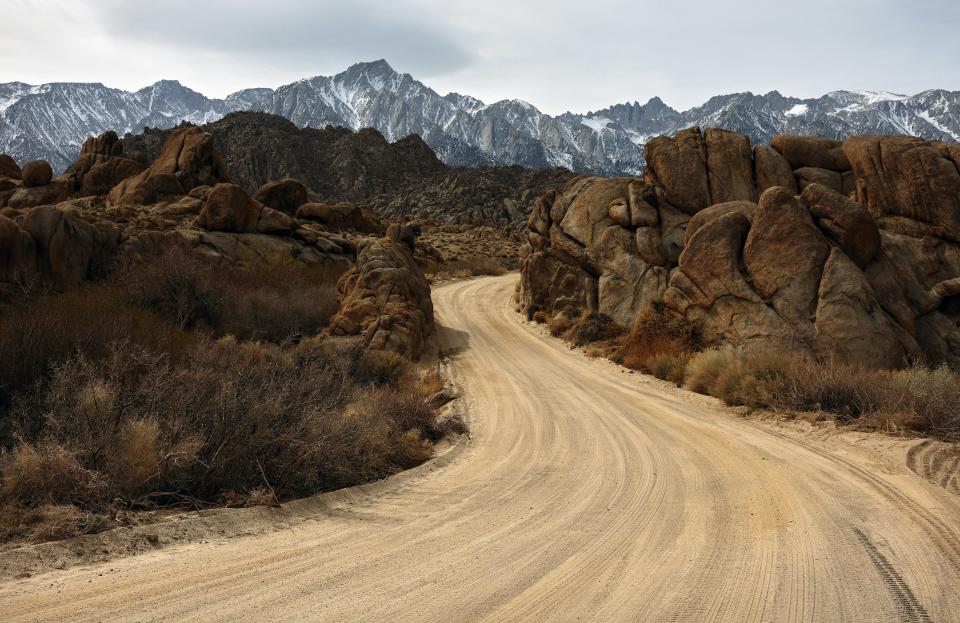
{"left": 1, "top": 60, "right": 958, "bottom": 177}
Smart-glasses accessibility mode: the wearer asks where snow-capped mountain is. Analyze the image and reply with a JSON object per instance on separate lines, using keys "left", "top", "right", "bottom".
{"left": 1, "top": 60, "right": 958, "bottom": 175}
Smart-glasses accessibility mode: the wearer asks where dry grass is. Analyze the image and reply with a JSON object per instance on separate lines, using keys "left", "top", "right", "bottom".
{"left": 425, "top": 255, "right": 509, "bottom": 282}
{"left": 0, "top": 247, "right": 453, "bottom": 544}
{"left": 119, "top": 247, "right": 343, "bottom": 342}
{"left": 546, "top": 310, "right": 623, "bottom": 347}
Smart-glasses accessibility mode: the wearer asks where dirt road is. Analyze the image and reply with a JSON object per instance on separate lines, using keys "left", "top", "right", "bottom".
{"left": 3, "top": 274, "right": 960, "bottom": 622}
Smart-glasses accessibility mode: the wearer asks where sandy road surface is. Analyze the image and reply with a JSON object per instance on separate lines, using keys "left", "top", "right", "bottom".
{"left": 2, "top": 274, "right": 960, "bottom": 622}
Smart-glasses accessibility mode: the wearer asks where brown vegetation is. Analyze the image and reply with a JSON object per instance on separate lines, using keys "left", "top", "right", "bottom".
{"left": 424, "top": 255, "right": 508, "bottom": 282}
{"left": 0, "top": 248, "right": 453, "bottom": 543}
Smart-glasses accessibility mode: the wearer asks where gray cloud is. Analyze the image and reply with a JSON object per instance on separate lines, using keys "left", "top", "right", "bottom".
{"left": 93, "top": 0, "right": 474, "bottom": 78}
{"left": 1, "top": 0, "right": 958, "bottom": 114}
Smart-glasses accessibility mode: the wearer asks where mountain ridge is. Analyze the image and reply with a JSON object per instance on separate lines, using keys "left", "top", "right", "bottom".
{"left": 2, "top": 59, "right": 958, "bottom": 175}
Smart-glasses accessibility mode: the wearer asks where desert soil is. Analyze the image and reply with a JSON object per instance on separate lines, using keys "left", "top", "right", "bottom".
{"left": 2, "top": 274, "right": 959, "bottom": 622}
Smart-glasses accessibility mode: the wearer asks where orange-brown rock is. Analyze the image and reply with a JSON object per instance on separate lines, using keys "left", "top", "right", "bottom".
{"left": 21, "top": 160, "right": 53, "bottom": 187}
{"left": 771, "top": 135, "right": 850, "bottom": 171}
{"left": 329, "top": 234, "right": 433, "bottom": 359}
{"left": 521, "top": 130, "right": 960, "bottom": 369}
{"left": 19, "top": 205, "right": 119, "bottom": 288}
{"left": 197, "top": 183, "right": 295, "bottom": 235}
{"left": 253, "top": 178, "right": 308, "bottom": 214}
{"left": 801, "top": 183, "right": 880, "bottom": 268}
{"left": 108, "top": 127, "right": 228, "bottom": 209}
{"left": 643, "top": 128, "right": 710, "bottom": 214}
{"left": 704, "top": 128, "right": 756, "bottom": 203}
{"left": 754, "top": 145, "right": 798, "bottom": 195}
{"left": 843, "top": 136, "right": 960, "bottom": 241}
{"left": 297, "top": 202, "right": 383, "bottom": 233}
{"left": 0, "top": 154, "right": 20, "bottom": 180}
{"left": 62, "top": 131, "right": 147, "bottom": 197}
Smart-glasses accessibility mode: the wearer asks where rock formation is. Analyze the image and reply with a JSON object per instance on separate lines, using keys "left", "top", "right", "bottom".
{"left": 329, "top": 226, "right": 434, "bottom": 359}
{"left": 60, "top": 131, "right": 148, "bottom": 197}
{"left": 124, "top": 113, "right": 574, "bottom": 229}
{"left": 108, "top": 126, "right": 228, "bottom": 210}
{"left": 521, "top": 128, "right": 960, "bottom": 369}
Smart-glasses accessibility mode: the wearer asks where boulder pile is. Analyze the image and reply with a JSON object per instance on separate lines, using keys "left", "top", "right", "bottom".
{"left": 520, "top": 128, "right": 960, "bottom": 369}
{"left": 329, "top": 225, "right": 434, "bottom": 359}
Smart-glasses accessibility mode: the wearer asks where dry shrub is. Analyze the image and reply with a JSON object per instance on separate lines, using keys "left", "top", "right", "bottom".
{"left": 684, "top": 348, "right": 738, "bottom": 395}
{"left": 120, "top": 248, "right": 342, "bottom": 342}
{"left": 0, "top": 441, "right": 104, "bottom": 508}
{"left": 0, "top": 284, "right": 195, "bottom": 433}
{"left": 645, "top": 352, "right": 691, "bottom": 386}
{"left": 620, "top": 307, "right": 698, "bottom": 372}
{"left": 548, "top": 311, "right": 578, "bottom": 337}
{"left": 873, "top": 367, "right": 960, "bottom": 438}
{"left": 532, "top": 310, "right": 547, "bottom": 324}
{"left": 426, "top": 255, "right": 508, "bottom": 281}
{"left": 351, "top": 350, "right": 412, "bottom": 386}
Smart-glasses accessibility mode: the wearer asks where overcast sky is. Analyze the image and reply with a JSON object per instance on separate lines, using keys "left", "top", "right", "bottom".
{"left": 2, "top": 0, "right": 958, "bottom": 114}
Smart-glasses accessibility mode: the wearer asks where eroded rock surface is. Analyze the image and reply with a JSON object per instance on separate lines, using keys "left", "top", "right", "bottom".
{"left": 521, "top": 127, "right": 960, "bottom": 368}
{"left": 329, "top": 230, "right": 434, "bottom": 359}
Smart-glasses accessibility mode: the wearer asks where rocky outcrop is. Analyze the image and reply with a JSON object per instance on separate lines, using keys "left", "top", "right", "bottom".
{"left": 60, "top": 131, "right": 147, "bottom": 197}
{"left": 21, "top": 160, "right": 53, "bottom": 187}
{"left": 253, "top": 178, "right": 308, "bottom": 214}
{"left": 521, "top": 128, "right": 960, "bottom": 369}
{"left": 125, "top": 113, "right": 574, "bottom": 228}
{"left": 108, "top": 126, "right": 228, "bottom": 210}
{"left": 0, "top": 154, "right": 20, "bottom": 180}
{"left": 329, "top": 229, "right": 434, "bottom": 359}
{"left": 297, "top": 202, "right": 383, "bottom": 234}
{"left": 18, "top": 206, "right": 120, "bottom": 289}
{"left": 197, "top": 183, "right": 295, "bottom": 235}
{"left": 0, "top": 214, "right": 35, "bottom": 281}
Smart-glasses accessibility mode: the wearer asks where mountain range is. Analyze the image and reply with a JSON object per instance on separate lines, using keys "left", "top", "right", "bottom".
{"left": 2, "top": 59, "right": 959, "bottom": 175}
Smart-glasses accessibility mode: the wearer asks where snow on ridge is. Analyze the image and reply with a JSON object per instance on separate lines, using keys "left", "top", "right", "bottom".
{"left": 582, "top": 117, "right": 612, "bottom": 132}
{"left": 785, "top": 104, "right": 808, "bottom": 117}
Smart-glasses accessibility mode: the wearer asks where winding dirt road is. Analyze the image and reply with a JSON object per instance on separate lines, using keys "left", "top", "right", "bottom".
{"left": 3, "top": 274, "right": 960, "bottom": 622}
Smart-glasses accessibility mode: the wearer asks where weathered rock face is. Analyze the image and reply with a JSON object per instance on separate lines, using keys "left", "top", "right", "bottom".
{"left": 521, "top": 127, "right": 960, "bottom": 369}
{"left": 297, "top": 202, "right": 383, "bottom": 234}
{"left": 0, "top": 154, "right": 21, "bottom": 180}
{"left": 18, "top": 206, "right": 120, "bottom": 289}
{"left": 61, "top": 131, "right": 147, "bottom": 197}
{"left": 329, "top": 232, "right": 434, "bottom": 359}
{"left": 253, "top": 178, "right": 308, "bottom": 214}
{"left": 0, "top": 215, "right": 35, "bottom": 281}
{"left": 21, "top": 160, "right": 53, "bottom": 188}
{"left": 197, "top": 183, "right": 295, "bottom": 235}
{"left": 108, "top": 127, "right": 228, "bottom": 210}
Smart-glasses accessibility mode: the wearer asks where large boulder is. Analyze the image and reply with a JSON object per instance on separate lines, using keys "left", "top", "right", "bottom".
{"left": 704, "top": 128, "right": 756, "bottom": 203}
{"left": 297, "top": 202, "right": 383, "bottom": 233}
{"left": 0, "top": 154, "right": 20, "bottom": 180}
{"left": 754, "top": 145, "right": 798, "bottom": 195}
{"left": 801, "top": 183, "right": 880, "bottom": 268}
{"left": 771, "top": 135, "right": 850, "bottom": 171}
{"left": 843, "top": 136, "right": 960, "bottom": 241}
{"left": 62, "top": 131, "right": 147, "bottom": 197}
{"left": 329, "top": 235, "right": 434, "bottom": 359}
{"left": 521, "top": 128, "right": 960, "bottom": 369}
{"left": 19, "top": 206, "right": 118, "bottom": 288}
{"left": 643, "top": 127, "right": 711, "bottom": 214}
{"left": 253, "top": 178, "right": 308, "bottom": 214}
{"left": 197, "top": 183, "right": 295, "bottom": 235}
{"left": 794, "top": 167, "right": 843, "bottom": 194}
{"left": 743, "top": 188, "right": 830, "bottom": 333}
{"left": 813, "top": 248, "right": 921, "bottom": 368}
{"left": 108, "top": 127, "right": 228, "bottom": 209}
{"left": 21, "top": 160, "right": 53, "bottom": 188}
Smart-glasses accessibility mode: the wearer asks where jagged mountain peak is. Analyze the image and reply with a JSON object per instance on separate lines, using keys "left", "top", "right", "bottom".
{"left": 1, "top": 60, "right": 958, "bottom": 177}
